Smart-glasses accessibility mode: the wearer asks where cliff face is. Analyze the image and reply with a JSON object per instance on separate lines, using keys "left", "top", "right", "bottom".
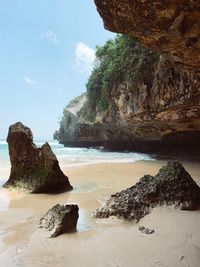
{"left": 54, "top": 93, "right": 105, "bottom": 147}
{"left": 94, "top": 0, "right": 200, "bottom": 70}
{"left": 99, "top": 58, "right": 200, "bottom": 125}
{"left": 55, "top": 47, "right": 200, "bottom": 156}
{"left": 55, "top": 2, "right": 200, "bottom": 157}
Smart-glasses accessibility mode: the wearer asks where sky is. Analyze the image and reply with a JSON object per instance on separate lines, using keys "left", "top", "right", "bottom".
{"left": 0, "top": 0, "right": 115, "bottom": 140}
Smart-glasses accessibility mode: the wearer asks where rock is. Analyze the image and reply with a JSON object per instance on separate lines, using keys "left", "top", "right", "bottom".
{"left": 54, "top": 92, "right": 105, "bottom": 148}
{"left": 3, "top": 122, "right": 72, "bottom": 193}
{"left": 84, "top": 1, "right": 200, "bottom": 159}
{"left": 94, "top": 0, "right": 200, "bottom": 70}
{"left": 139, "top": 226, "right": 155, "bottom": 235}
{"left": 39, "top": 204, "right": 79, "bottom": 237}
{"left": 94, "top": 161, "right": 200, "bottom": 221}
{"left": 55, "top": 121, "right": 105, "bottom": 148}
{"left": 55, "top": 36, "right": 200, "bottom": 159}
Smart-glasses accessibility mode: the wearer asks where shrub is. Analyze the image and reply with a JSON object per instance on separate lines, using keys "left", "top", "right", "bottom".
{"left": 83, "top": 34, "right": 159, "bottom": 120}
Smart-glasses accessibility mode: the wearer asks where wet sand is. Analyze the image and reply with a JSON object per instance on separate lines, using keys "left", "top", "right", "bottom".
{"left": 0, "top": 160, "right": 200, "bottom": 267}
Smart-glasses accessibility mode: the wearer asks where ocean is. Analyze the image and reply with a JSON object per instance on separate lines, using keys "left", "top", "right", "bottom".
{"left": 0, "top": 140, "right": 152, "bottom": 171}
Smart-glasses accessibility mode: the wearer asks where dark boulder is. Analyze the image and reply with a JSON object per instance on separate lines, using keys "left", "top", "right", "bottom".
{"left": 94, "top": 161, "right": 200, "bottom": 221}
{"left": 39, "top": 204, "right": 79, "bottom": 237}
{"left": 139, "top": 226, "right": 155, "bottom": 235}
{"left": 3, "top": 122, "right": 72, "bottom": 193}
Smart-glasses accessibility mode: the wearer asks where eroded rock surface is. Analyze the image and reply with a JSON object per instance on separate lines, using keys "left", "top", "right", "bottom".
{"left": 39, "top": 204, "right": 79, "bottom": 237}
{"left": 94, "top": 161, "right": 200, "bottom": 221}
{"left": 94, "top": 0, "right": 200, "bottom": 70}
{"left": 3, "top": 122, "right": 72, "bottom": 193}
{"left": 55, "top": 36, "right": 200, "bottom": 158}
{"left": 85, "top": 1, "right": 200, "bottom": 157}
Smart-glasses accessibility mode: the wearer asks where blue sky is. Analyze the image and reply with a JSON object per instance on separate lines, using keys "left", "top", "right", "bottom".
{"left": 0, "top": 0, "right": 114, "bottom": 140}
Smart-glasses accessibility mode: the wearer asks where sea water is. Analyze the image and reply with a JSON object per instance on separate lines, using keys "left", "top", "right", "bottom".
{"left": 0, "top": 140, "right": 152, "bottom": 170}
{"left": 0, "top": 141, "right": 10, "bottom": 171}
{"left": 0, "top": 140, "right": 152, "bottom": 212}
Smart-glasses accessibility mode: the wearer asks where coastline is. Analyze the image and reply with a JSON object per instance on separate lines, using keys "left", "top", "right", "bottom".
{"left": 0, "top": 160, "right": 200, "bottom": 266}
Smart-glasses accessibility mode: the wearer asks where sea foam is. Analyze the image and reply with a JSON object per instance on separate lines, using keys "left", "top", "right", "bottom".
{"left": 0, "top": 140, "right": 153, "bottom": 167}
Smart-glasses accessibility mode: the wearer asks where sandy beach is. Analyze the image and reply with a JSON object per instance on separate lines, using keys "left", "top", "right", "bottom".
{"left": 0, "top": 160, "right": 200, "bottom": 267}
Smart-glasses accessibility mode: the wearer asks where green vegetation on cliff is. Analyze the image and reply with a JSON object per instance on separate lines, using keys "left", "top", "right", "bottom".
{"left": 55, "top": 34, "right": 159, "bottom": 141}
{"left": 83, "top": 34, "right": 159, "bottom": 121}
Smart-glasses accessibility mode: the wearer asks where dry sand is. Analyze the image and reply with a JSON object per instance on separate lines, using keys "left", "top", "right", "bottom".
{"left": 0, "top": 160, "right": 199, "bottom": 267}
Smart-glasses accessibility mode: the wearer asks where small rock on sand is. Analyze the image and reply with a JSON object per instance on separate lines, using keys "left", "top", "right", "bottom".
{"left": 139, "top": 226, "right": 155, "bottom": 234}
{"left": 39, "top": 204, "right": 79, "bottom": 237}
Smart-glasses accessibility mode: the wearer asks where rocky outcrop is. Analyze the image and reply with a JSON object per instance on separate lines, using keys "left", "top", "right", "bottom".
{"left": 55, "top": 122, "right": 105, "bottom": 148}
{"left": 53, "top": 93, "right": 102, "bottom": 147}
{"left": 39, "top": 204, "right": 79, "bottom": 237}
{"left": 101, "top": 58, "right": 200, "bottom": 156}
{"left": 55, "top": 4, "right": 200, "bottom": 157}
{"left": 94, "top": 161, "right": 200, "bottom": 221}
{"left": 55, "top": 59, "right": 200, "bottom": 157}
{"left": 94, "top": 0, "right": 200, "bottom": 70}
{"left": 3, "top": 122, "right": 72, "bottom": 193}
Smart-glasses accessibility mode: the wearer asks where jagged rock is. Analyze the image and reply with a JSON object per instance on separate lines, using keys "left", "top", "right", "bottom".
{"left": 39, "top": 204, "right": 79, "bottom": 237}
{"left": 3, "top": 122, "right": 72, "bottom": 193}
{"left": 94, "top": 0, "right": 200, "bottom": 70}
{"left": 94, "top": 161, "right": 200, "bottom": 221}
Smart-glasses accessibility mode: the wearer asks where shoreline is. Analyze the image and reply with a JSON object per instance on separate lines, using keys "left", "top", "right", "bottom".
{"left": 0, "top": 160, "right": 200, "bottom": 266}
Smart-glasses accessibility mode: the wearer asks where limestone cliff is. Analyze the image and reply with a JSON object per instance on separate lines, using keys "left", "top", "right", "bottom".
{"left": 54, "top": 93, "right": 103, "bottom": 147}
{"left": 55, "top": 2, "right": 200, "bottom": 158}
{"left": 94, "top": 0, "right": 200, "bottom": 70}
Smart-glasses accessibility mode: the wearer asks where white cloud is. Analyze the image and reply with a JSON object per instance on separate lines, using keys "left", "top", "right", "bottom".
{"left": 42, "top": 30, "right": 59, "bottom": 44}
{"left": 74, "top": 42, "right": 96, "bottom": 74}
{"left": 24, "top": 76, "right": 37, "bottom": 85}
